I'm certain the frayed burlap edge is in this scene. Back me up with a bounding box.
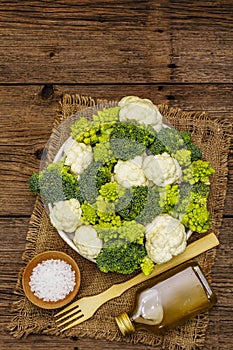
[8,94,232,349]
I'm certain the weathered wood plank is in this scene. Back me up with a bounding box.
[0,1,232,83]
[0,217,232,349]
[0,0,170,84]
[0,84,232,216]
[170,0,233,83]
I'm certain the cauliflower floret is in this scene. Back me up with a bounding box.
[145,214,187,264]
[50,198,82,233]
[114,156,148,188]
[143,152,182,187]
[118,95,163,132]
[64,139,93,177]
[73,225,103,260]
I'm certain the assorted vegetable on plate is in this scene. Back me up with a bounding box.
[29,96,215,276]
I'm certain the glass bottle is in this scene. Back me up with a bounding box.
[115,261,217,336]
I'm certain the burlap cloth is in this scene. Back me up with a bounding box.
[8,94,232,349]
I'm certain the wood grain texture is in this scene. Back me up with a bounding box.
[0,1,232,349]
[0,0,170,84]
[169,0,233,83]
[0,0,232,83]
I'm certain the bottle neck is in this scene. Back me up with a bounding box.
[115,312,136,336]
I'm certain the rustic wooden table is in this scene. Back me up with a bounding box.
[0,1,232,349]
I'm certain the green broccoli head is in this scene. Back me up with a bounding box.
[147,137,166,155]
[116,186,148,221]
[29,162,80,204]
[157,127,185,154]
[29,172,40,194]
[109,121,156,160]
[96,242,147,274]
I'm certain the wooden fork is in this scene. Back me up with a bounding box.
[55,232,219,332]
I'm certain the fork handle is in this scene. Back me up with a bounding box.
[98,233,219,303]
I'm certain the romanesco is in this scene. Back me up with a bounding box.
[99,182,125,202]
[159,184,180,214]
[96,220,145,246]
[183,160,215,185]
[81,201,98,225]
[93,141,114,163]
[140,256,155,276]
[181,202,211,233]
[172,149,192,168]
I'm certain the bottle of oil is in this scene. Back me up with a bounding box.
[115,261,217,336]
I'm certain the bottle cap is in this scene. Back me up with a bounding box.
[115,312,136,336]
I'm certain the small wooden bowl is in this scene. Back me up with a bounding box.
[22,250,81,309]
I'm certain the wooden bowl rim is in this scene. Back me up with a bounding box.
[22,250,81,309]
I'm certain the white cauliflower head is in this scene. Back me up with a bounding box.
[118,95,163,132]
[114,156,148,188]
[64,139,93,177]
[73,225,103,260]
[50,198,82,233]
[145,214,187,264]
[143,152,182,187]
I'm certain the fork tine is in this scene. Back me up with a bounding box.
[55,299,80,317]
[60,314,86,332]
[55,306,81,323]
[56,309,83,328]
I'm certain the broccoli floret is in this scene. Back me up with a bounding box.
[96,163,114,189]
[110,121,155,146]
[186,143,202,162]
[192,182,210,198]
[116,186,148,221]
[173,183,193,216]
[147,137,166,155]
[136,187,162,225]
[29,172,40,194]
[180,130,192,144]
[140,256,155,276]
[110,138,146,160]
[78,162,113,204]
[30,162,80,204]
[109,121,155,160]
[96,242,147,274]
[78,162,101,204]
[157,128,185,154]
[179,130,202,161]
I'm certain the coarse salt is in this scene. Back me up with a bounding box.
[29,259,76,302]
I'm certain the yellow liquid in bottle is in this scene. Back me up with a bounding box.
[116,262,217,335]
